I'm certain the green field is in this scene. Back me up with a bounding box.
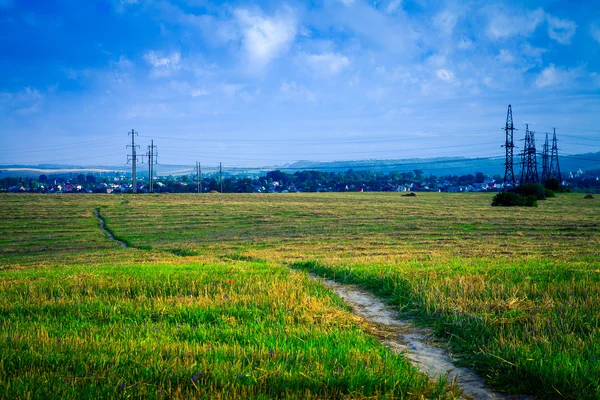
[1,193,599,399]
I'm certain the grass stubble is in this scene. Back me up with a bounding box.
[0,192,598,399]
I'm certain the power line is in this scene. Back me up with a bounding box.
[520,124,539,185]
[127,129,142,194]
[502,105,516,190]
[0,136,124,155]
[137,128,500,145]
[548,128,562,182]
[541,132,550,182]
[146,140,158,193]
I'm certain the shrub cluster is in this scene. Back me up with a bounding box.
[492,183,553,207]
[491,192,538,207]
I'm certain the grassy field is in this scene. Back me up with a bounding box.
[1,192,599,399]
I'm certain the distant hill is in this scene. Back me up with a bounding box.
[1,152,599,178]
[285,152,600,177]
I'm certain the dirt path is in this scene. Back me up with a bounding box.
[314,276,533,400]
[94,208,127,248]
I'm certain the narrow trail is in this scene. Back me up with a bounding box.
[94,209,128,248]
[313,276,533,400]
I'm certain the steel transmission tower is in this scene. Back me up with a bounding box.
[502,105,516,190]
[146,140,158,193]
[127,129,142,193]
[540,133,550,183]
[520,124,539,185]
[548,128,562,183]
[219,162,223,193]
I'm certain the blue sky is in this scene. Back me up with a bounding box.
[1,0,599,167]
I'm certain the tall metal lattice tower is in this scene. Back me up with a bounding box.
[127,129,142,193]
[520,124,539,185]
[502,105,516,190]
[146,140,158,193]
[540,133,550,183]
[548,128,562,183]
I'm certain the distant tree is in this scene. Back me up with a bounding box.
[86,175,96,184]
[475,172,486,183]
[413,169,424,180]
[39,174,48,183]
[544,177,561,191]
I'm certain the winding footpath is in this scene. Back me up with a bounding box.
[314,277,533,400]
[94,208,128,248]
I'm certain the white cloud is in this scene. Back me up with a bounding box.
[338,0,355,7]
[115,0,140,14]
[427,54,446,67]
[433,10,458,36]
[496,49,514,63]
[386,0,402,14]
[280,81,316,103]
[191,88,209,97]
[546,15,577,44]
[222,83,244,97]
[457,37,474,49]
[522,43,546,59]
[487,7,545,40]
[0,87,44,116]
[535,64,580,88]
[234,8,297,68]
[304,52,350,75]
[592,23,600,43]
[143,51,181,78]
[436,69,454,81]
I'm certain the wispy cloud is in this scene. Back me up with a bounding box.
[385,0,402,14]
[546,15,577,44]
[0,87,45,116]
[535,64,581,88]
[486,7,545,40]
[590,23,600,44]
[338,0,355,7]
[143,50,181,77]
[234,7,297,69]
[280,81,316,103]
[304,52,350,75]
[435,69,454,82]
[433,10,459,36]
[496,49,514,63]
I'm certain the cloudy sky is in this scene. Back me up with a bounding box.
[1,0,599,167]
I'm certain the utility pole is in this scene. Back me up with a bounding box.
[520,124,539,185]
[199,162,202,194]
[540,133,550,183]
[549,128,562,184]
[146,140,157,193]
[127,129,141,193]
[502,105,516,190]
[219,162,223,193]
[196,161,201,194]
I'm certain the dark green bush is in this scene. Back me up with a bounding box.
[544,188,556,198]
[516,194,538,207]
[514,183,546,200]
[544,177,561,191]
[492,192,538,207]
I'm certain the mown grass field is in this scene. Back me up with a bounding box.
[0,192,599,399]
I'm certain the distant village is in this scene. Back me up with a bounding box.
[2,167,599,194]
